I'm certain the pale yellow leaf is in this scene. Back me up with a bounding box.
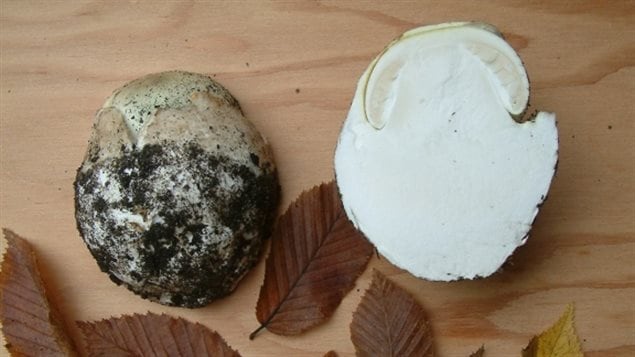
[522,304,583,357]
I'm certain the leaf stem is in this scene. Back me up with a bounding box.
[249,324,266,340]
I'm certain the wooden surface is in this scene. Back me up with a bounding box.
[1,1,634,356]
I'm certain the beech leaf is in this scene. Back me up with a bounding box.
[0,228,78,356]
[77,312,240,356]
[521,304,583,357]
[251,181,374,338]
[350,270,433,357]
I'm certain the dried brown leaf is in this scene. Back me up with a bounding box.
[351,270,433,357]
[0,228,78,356]
[521,304,583,357]
[252,181,374,338]
[77,312,240,357]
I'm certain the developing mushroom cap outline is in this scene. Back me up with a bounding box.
[335,23,558,281]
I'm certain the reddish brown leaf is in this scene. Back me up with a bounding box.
[351,270,433,357]
[77,312,240,356]
[0,228,78,356]
[251,181,374,338]
[324,351,338,357]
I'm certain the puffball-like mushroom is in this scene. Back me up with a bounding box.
[335,23,558,281]
[75,71,279,307]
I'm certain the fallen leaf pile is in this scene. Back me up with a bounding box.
[0,187,586,356]
[252,181,374,338]
[77,313,240,356]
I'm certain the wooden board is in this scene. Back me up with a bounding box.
[1,1,633,355]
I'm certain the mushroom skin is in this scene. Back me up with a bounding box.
[75,71,279,307]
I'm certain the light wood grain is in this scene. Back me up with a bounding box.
[1,1,633,356]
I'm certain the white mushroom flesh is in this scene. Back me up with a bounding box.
[335,23,558,281]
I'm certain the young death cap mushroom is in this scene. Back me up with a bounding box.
[75,71,279,307]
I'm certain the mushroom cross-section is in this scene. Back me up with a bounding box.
[335,23,558,281]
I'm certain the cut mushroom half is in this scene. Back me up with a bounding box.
[335,22,558,281]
